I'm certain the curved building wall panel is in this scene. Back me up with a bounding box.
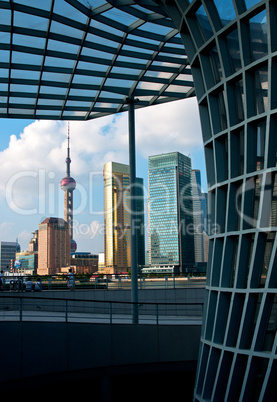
[160,0,277,401]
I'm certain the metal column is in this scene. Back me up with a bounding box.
[127,96,138,324]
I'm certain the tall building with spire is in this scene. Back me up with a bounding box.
[60,123,77,252]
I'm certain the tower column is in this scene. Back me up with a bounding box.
[127,96,138,324]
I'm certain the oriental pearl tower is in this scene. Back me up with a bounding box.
[60,123,77,252]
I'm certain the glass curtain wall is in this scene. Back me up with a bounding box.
[160,0,277,400]
[148,152,194,270]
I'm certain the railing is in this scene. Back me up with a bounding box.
[0,295,204,325]
[0,275,206,292]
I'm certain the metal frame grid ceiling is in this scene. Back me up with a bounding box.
[0,0,195,120]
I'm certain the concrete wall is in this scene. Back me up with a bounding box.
[0,288,204,394]
[0,321,201,386]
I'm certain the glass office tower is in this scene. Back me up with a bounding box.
[0,241,20,273]
[104,162,145,274]
[148,152,194,271]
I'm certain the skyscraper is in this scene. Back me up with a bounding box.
[103,162,145,274]
[37,217,71,276]
[29,230,38,253]
[148,152,194,271]
[191,169,204,262]
[0,241,20,273]
[136,177,145,267]
[60,124,77,252]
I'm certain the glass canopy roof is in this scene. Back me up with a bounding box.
[0,0,194,120]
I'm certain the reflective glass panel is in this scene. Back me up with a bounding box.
[249,9,267,61]
[255,65,268,114]
[196,5,213,40]
[226,29,242,73]
[213,0,236,25]
[210,45,223,83]
[245,0,262,10]
[0,9,11,25]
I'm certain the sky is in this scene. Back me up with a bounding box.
[0,96,206,254]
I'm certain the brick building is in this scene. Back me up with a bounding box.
[38,217,71,276]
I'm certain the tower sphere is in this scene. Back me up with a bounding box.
[71,238,77,252]
[60,176,76,191]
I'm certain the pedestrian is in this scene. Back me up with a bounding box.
[0,270,3,291]
[34,277,42,292]
[67,269,74,291]
[25,277,33,292]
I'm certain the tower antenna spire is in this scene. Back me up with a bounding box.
[66,122,71,177]
[60,122,77,252]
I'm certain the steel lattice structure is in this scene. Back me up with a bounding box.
[1,0,277,401]
[0,0,194,120]
[159,0,277,401]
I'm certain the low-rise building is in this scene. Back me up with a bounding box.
[70,252,98,274]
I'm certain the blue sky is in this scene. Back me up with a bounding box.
[0,97,206,254]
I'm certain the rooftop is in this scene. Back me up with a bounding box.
[39,217,67,225]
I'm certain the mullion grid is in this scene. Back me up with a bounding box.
[161,1,277,400]
[203,291,274,401]
[181,0,277,401]
[7,0,15,118]
[33,0,55,119]
[0,0,193,119]
[58,13,92,119]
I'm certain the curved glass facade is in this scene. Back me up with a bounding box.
[157,0,277,400]
[0,0,277,400]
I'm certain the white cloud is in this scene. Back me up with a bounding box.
[0,222,15,239]
[136,97,202,158]
[17,229,32,246]
[0,97,203,251]
[0,120,65,194]
[0,98,202,195]
[69,98,203,170]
